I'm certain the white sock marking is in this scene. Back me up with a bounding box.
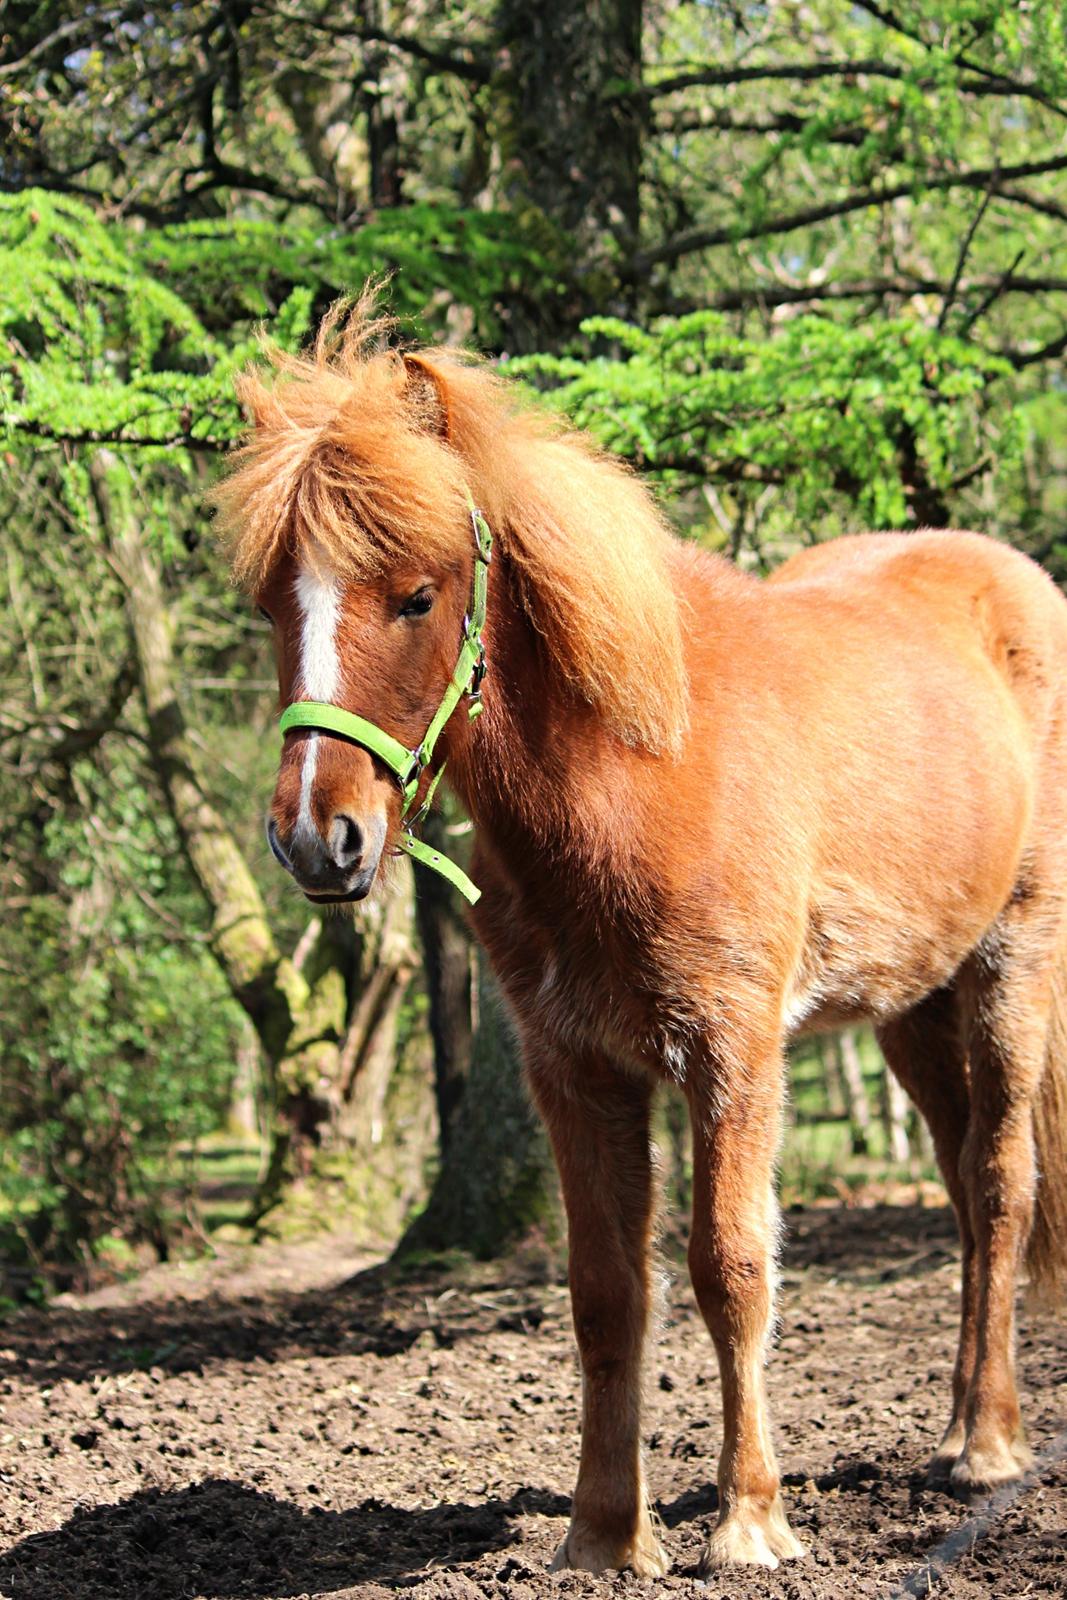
[294,563,342,837]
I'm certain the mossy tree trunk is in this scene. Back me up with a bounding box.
[91,453,405,1215]
[399,954,558,1259]
[412,806,474,1150]
[495,0,645,288]
[836,1028,873,1158]
[338,866,418,1148]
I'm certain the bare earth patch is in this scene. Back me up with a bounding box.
[1,1205,1064,1599]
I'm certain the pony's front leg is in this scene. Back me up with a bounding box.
[528,1048,669,1578]
[686,1038,806,1572]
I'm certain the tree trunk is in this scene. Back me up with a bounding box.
[412,806,474,1149]
[337,856,418,1146]
[817,1035,847,1120]
[496,0,643,252]
[346,977,408,1148]
[91,454,349,1211]
[399,956,557,1259]
[493,0,645,344]
[883,1060,913,1165]
[661,1086,691,1215]
[899,423,951,528]
[836,1029,873,1157]
[229,1017,263,1143]
[359,0,403,209]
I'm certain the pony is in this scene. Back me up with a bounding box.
[216,296,1067,1576]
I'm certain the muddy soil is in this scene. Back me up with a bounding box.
[1,1204,1064,1600]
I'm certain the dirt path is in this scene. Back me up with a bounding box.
[1,1205,1064,1599]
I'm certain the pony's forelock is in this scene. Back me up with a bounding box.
[215,293,688,756]
[213,287,469,589]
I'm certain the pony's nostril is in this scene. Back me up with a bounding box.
[267,816,294,872]
[329,812,363,869]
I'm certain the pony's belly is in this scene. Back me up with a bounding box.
[784,984,933,1038]
[782,878,1011,1039]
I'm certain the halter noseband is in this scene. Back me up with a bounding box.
[277,492,492,905]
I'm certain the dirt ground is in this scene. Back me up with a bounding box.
[1,1203,1065,1600]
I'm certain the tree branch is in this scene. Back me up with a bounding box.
[654,108,868,145]
[641,57,911,97]
[1004,325,1067,369]
[5,417,229,451]
[629,153,1067,276]
[0,3,150,80]
[638,56,1064,115]
[669,273,1067,314]
[628,453,785,484]
[851,0,1048,110]
[956,250,1027,337]
[19,659,139,771]
[936,185,996,332]
[176,158,327,210]
[260,2,492,83]
[994,183,1067,226]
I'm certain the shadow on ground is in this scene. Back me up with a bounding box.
[0,1478,571,1600]
[782,1201,957,1278]
[0,1205,959,1394]
[0,1258,556,1391]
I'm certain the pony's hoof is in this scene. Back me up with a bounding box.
[926,1451,957,1485]
[550,1519,670,1578]
[927,1421,967,1483]
[949,1433,1033,1496]
[700,1495,807,1572]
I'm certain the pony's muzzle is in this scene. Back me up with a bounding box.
[267,811,385,902]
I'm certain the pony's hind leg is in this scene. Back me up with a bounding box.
[685,1032,806,1571]
[950,915,1058,1493]
[876,986,977,1479]
[528,1047,669,1578]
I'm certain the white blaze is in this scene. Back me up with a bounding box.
[294,562,342,836]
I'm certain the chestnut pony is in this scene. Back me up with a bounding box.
[218,303,1067,1576]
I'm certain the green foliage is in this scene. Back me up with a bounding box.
[134,205,564,344]
[0,189,564,466]
[0,747,240,1288]
[0,189,247,461]
[518,311,1021,533]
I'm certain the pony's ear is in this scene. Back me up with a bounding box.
[401,354,451,439]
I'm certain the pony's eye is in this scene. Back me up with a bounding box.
[257,606,273,625]
[399,588,434,619]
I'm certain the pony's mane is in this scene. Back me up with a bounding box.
[215,291,688,755]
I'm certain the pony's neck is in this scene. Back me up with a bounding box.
[443,547,625,862]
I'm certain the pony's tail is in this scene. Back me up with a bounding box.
[1027,936,1067,1304]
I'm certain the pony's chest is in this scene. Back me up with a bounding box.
[524,924,698,1078]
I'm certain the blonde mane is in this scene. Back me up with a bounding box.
[215,293,688,755]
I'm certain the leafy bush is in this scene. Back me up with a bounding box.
[0,748,241,1292]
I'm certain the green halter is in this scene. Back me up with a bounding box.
[278,492,492,905]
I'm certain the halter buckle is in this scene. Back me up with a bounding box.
[470,644,488,696]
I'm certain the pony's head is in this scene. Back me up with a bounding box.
[216,293,688,904]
